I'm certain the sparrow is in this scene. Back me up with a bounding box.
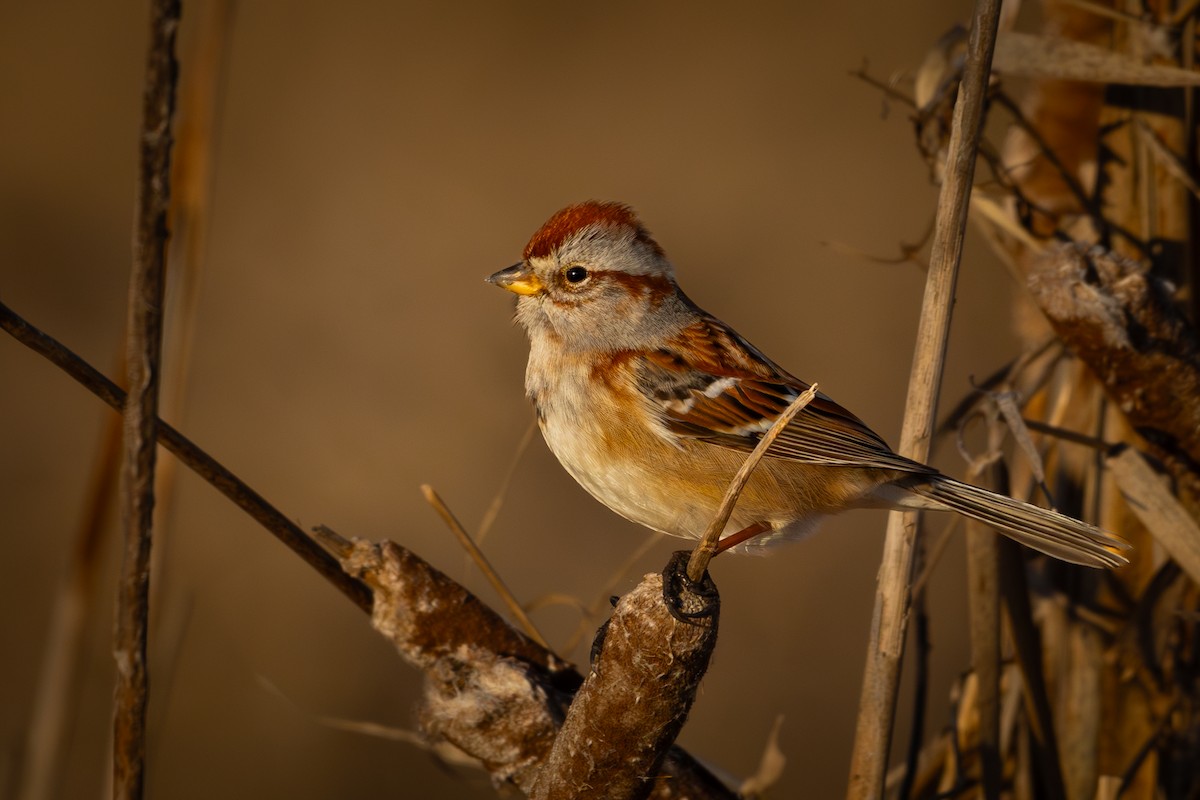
[488,201,1129,568]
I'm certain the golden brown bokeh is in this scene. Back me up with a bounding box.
[0,1,1023,797]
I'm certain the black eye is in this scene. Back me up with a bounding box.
[564,266,589,283]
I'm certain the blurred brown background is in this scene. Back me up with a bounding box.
[0,1,1022,797]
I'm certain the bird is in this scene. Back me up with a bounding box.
[487,201,1129,568]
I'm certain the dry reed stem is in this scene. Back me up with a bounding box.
[846,0,1002,796]
[19,12,231,796]
[111,2,180,797]
[19,12,232,794]
[421,484,550,649]
[0,301,373,612]
[685,384,818,583]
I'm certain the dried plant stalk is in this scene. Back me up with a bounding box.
[18,9,232,796]
[314,530,734,799]
[532,552,719,800]
[111,2,180,797]
[847,0,1003,795]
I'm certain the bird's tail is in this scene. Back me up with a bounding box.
[907,476,1130,568]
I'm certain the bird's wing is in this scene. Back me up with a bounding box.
[636,315,935,474]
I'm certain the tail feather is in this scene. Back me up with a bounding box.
[910,477,1130,568]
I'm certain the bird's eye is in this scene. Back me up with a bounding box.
[564,266,589,284]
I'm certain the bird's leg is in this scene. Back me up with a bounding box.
[713,521,772,554]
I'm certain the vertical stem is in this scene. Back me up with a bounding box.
[967,524,1002,798]
[112,2,180,798]
[845,0,1002,796]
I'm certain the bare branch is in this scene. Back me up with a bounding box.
[0,301,373,612]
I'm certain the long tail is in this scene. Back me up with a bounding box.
[908,476,1131,568]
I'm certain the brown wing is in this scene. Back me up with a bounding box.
[638,314,935,475]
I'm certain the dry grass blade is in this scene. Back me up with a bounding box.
[739,715,788,797]
[970,190,1047,253]
[421,484,550,650]
[685,384,818,582]
[993,392,1048,487]
[559,533,663,655]
[255,675,482,768]
[474,418,536,547]
[993,32,1200,86]
[1107,447,1200,585]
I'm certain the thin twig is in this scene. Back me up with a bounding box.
[0,300,373,612]
[849,64,918,109]
[559,533,664,655]
[112,2,180,797]
[420,484,550,649]
[1021,417,1112,452]
[475,418,536,547]
[847,0,1003,796]
[685,385,818,583]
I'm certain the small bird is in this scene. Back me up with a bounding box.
[488,201,1129,568]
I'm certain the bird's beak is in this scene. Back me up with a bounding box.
[487,262,543,296]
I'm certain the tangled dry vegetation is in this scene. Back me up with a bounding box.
[868,1,1200,797]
